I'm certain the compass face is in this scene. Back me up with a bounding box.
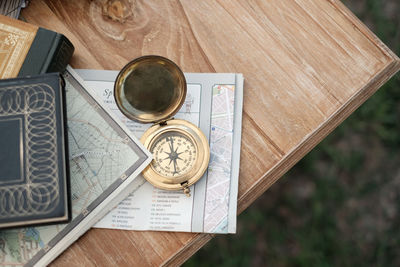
[140,119,210,191]
[150,131,197,178]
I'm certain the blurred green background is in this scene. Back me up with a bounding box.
[185,0,400,266]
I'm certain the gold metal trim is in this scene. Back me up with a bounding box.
[114,55,187,123]
[114,56,210,194]
[140,119,210,191]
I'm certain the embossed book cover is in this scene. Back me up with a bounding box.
[0,73,70,229]
[0,67,152,266]
[0,14,74,79]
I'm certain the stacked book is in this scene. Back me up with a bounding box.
[0,14,243,266]
[0,15,74,228]
[0,15,152,266]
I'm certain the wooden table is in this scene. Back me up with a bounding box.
[22,0,399,266]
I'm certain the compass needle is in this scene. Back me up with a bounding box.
[172,159,178,175]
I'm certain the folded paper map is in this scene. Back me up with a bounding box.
[77,70,243,234]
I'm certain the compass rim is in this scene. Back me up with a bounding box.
[140,119,210,191]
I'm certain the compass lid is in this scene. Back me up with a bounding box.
[114,55,187,123]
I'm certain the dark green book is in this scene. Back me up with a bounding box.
[0,14,74,79]
[0,73,71,229]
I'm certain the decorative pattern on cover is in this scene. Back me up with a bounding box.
[0,15,37,78]
[0,67,152,266]
[0,14,74,79]
[0,73,70,229]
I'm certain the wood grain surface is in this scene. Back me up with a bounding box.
[21,0,400,266]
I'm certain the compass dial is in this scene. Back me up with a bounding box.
[150,131,197,178]
[140,119,210,192]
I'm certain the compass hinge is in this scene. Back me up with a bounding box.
[181,181,191,197]
[158,117,174,126]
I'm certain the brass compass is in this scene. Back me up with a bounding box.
[114,55,210,196]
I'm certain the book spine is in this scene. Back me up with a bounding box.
[41,34,74,74]
[17,29,74,77]
[59,73,72,223]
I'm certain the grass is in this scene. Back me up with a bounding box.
[185,0,400,266]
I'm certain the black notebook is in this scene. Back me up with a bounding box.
[0,73,70,229]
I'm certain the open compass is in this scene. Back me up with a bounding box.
[114,55,210,196]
